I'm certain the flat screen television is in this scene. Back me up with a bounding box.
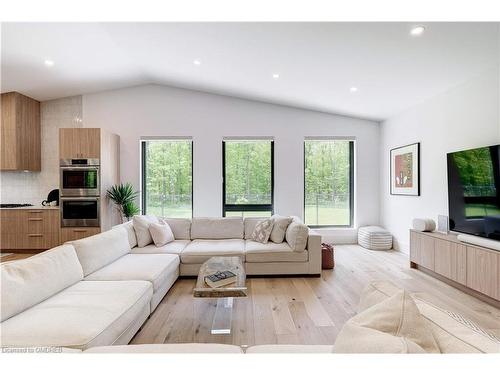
[447,144,500,240]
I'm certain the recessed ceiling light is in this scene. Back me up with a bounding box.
[350,87,358,93]
[44,59,55,67]
[410,26,425,36]
[193,59,201,66]
[272,73,280,79]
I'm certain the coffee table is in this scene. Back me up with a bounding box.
[193,256,247,334]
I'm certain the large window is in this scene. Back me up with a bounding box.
[304,139,354,227]
[141,138,193,218]
[223,139,274,217]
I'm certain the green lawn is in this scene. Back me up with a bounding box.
[465,204,500,218]
[146,205,192,218]
[304,205,349,226]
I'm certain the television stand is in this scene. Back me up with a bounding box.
[410,230,499,307]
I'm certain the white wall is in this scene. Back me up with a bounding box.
[0,96,83,204]
[380,66,500,252]
[83,84,380,241]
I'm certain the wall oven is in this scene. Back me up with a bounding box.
[60,159,100,197]
[61,197,100,227]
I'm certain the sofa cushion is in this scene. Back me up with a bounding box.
[0,280,152,350]
[113,221,138,248]
[84,254,179,292]
[133,215,159,247]
[251,218,275,243]
[270,215,293,243]
[285,222,309,252]
[149,220,175,247]
[159,217,192,240]
[181,239,245,264]
[245,240,308,263]
[85,343,243,353]
[130,240,190,255]
[1,244,83,322]
[244,217,267,239]
[334,291,440,353]
[191,217,243,239]
[71,227,130,276]
[246,345,334,353]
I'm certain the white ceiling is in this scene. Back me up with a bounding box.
[1,22,499,121]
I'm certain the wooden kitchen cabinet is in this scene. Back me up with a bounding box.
[1,92,41,171]
[60,227,100,242]
[0,208,60,250]
[59,128,100,159]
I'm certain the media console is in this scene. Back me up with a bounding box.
[409,229,500,307]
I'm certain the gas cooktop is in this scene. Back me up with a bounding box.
[0,203,34,208]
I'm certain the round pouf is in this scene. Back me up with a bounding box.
[358,226,393,250]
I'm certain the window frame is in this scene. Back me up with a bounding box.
[222,139,275,217]
[303,138,355,228]
[140,138,194,217]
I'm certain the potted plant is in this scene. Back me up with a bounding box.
[107,183,140,223]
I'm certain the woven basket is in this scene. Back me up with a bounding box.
[321,243,335,269]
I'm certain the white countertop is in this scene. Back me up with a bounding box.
[0,205,60,210]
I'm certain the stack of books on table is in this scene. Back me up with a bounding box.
[204,270,237,288]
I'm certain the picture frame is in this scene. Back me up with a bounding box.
[390,142,420,196]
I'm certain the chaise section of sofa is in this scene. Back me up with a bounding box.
[0,244,153,350]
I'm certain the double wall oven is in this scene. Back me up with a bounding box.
[60,159,100,227]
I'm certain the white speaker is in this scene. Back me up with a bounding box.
[437,215,449,233]
[412,218,436,232]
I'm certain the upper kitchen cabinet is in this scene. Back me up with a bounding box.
[59,128,100,159]
[1,92,41,171]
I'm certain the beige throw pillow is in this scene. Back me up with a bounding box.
[285,222,309,252]
[270,215,293,243]
[251,218,275,243]
[149,220,175,247]
[334,291,440,353]
[132,215,159,247]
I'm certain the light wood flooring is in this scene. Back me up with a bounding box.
[131,245,500,346]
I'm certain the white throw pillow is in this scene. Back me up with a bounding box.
[251,218,275,244]
[132,215,159,247]
[269,215,293,243]
[149,220,175,247]
[285,222,309,252]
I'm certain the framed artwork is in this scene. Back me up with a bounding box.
[390,142,420,196]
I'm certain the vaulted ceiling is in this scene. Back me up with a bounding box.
[1,22,498,120]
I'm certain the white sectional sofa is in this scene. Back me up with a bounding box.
[122,216,322,276]
[0,215,320,350]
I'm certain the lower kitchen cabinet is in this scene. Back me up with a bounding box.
[60,227,101,242]
[0,208,60,250]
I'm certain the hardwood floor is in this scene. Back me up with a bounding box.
[131,245,500,345]
[0,252,32,262]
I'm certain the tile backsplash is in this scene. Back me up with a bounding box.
[0,95,83,204]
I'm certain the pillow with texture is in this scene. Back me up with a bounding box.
[285,222,309,252]
[133,215,159,247]
[334,291,440,353]
[149,220,175,247]
[269,215,293,243]
[251,218,275,244]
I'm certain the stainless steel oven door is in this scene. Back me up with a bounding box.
[60,166,100,196]
[61,197,100,227]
